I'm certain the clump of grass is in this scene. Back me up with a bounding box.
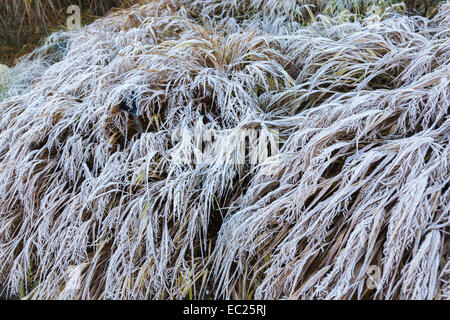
[0,0,448,300]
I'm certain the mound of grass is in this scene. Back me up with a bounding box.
[0,0,448,300]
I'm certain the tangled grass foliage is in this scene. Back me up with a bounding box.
[0,0,448,299]
[0,0,132,47]
[0,0,137,67]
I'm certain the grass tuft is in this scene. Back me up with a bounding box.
[0,0,448,300]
